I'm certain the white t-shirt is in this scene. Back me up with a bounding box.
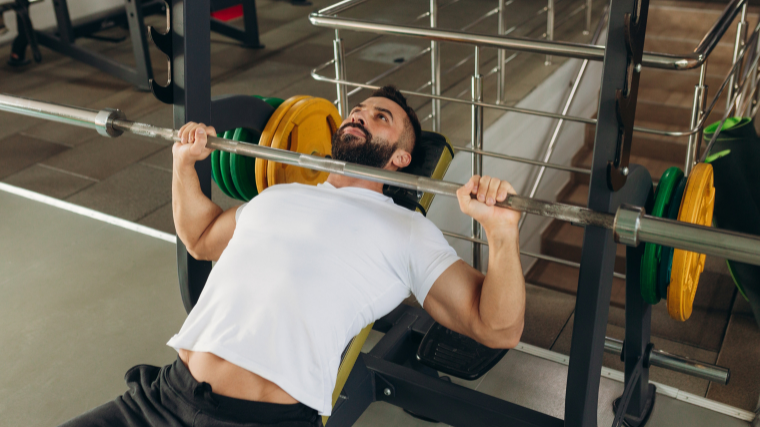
[166,182,460,415]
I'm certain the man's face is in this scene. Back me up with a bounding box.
[331,97,410,169]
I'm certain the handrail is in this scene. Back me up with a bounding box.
[693,0,746,62]
[310,0,748,71]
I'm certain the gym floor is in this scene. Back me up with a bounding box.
[0,0,758,426]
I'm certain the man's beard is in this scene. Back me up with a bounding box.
[331,123,398,169]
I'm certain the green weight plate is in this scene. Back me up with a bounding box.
[254,95,285,110]
[212,130,236,199]
[657,175,688,301]
[641,167,684,304]
[230,128,260,201]
[220,150,244,201]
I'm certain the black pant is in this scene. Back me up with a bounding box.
[59,357,321,427]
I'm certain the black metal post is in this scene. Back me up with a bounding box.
[124,0,153,90]
[52,0,74,44]
[173,0,212,313]
[564,0,652,425]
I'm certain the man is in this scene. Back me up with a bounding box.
[61,86,525,427]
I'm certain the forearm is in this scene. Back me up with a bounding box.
[172,160,223,255]
[478,227,525,339]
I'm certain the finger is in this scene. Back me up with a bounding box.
[457,177,477,212]
[207,126,217,137]
[178,122,195,139]
[194,128,207,149]
[496,180,510,202]
[485,177,500,206]
[470,175,480,195]
[181,125,191,145]
[188,124,197,145]
[477,175,491,202]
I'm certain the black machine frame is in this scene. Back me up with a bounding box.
[169,0,660,426]
[20,0,263,90]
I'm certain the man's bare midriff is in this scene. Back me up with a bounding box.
[178,349,298,404]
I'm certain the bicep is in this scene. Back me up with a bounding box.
[422,260,488,341]
[194,206,239,261]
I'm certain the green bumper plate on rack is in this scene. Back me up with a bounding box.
[211,96,285,202]
[657,175,688,301]
[641,166,684,304]
[220,149,243,200]
[230,128,260,201]
[254,95,285,111]
[212,129,237,199]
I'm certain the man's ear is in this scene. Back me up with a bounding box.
[389,149,412,170]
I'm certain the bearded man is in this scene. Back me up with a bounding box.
[60,86,526,427]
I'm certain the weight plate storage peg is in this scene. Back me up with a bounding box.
[267,97,341,188]
[641,167,684,304]
[668,163,716,321]
[256,95,312,194]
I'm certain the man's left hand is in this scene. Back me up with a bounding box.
[456,175,521,235]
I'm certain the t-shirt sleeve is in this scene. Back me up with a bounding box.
[408,214,461,306]
[235,203,248,222]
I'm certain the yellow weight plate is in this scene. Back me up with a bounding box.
[255,95,312,194]
[266,97,341,188]
[667,163,716,321]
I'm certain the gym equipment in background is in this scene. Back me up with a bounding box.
[704,117,760,328]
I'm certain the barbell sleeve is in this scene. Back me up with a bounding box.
[1,93,759,267]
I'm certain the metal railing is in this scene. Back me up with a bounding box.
[309,0,757,273]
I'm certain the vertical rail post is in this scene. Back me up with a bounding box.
[471,46,484,271]
[496,0,507,104]
[545,0,554,65]
[727,3,747,111]
[584,0,592,35]
[430,0,441,131]
[685,62,708,177]
[334,30,349,118]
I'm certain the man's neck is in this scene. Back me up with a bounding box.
[326,174,385,193]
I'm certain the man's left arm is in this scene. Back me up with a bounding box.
[423,175,525,349]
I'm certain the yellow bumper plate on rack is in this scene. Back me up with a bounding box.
[267,97,341,188]
[255,95,312,194]
[668,162,716,321]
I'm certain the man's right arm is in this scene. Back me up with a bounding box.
[173,122,238,261]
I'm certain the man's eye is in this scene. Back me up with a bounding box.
[379,115,387,122]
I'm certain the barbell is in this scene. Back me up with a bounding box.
[1,93,759,268]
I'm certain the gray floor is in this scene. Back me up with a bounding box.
[0,187,748,426]
[0,190,186,426]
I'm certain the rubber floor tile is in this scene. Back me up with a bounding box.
[66,163,172,222]
[41,134,165,181]
[0,134,69,180]
[3,164,96,199]
[137,203,175,235]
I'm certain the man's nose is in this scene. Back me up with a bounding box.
[351,114,365,127]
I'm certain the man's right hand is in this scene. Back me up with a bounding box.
[173,122,217,166]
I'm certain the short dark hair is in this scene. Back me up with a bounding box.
[370,85,421,153]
